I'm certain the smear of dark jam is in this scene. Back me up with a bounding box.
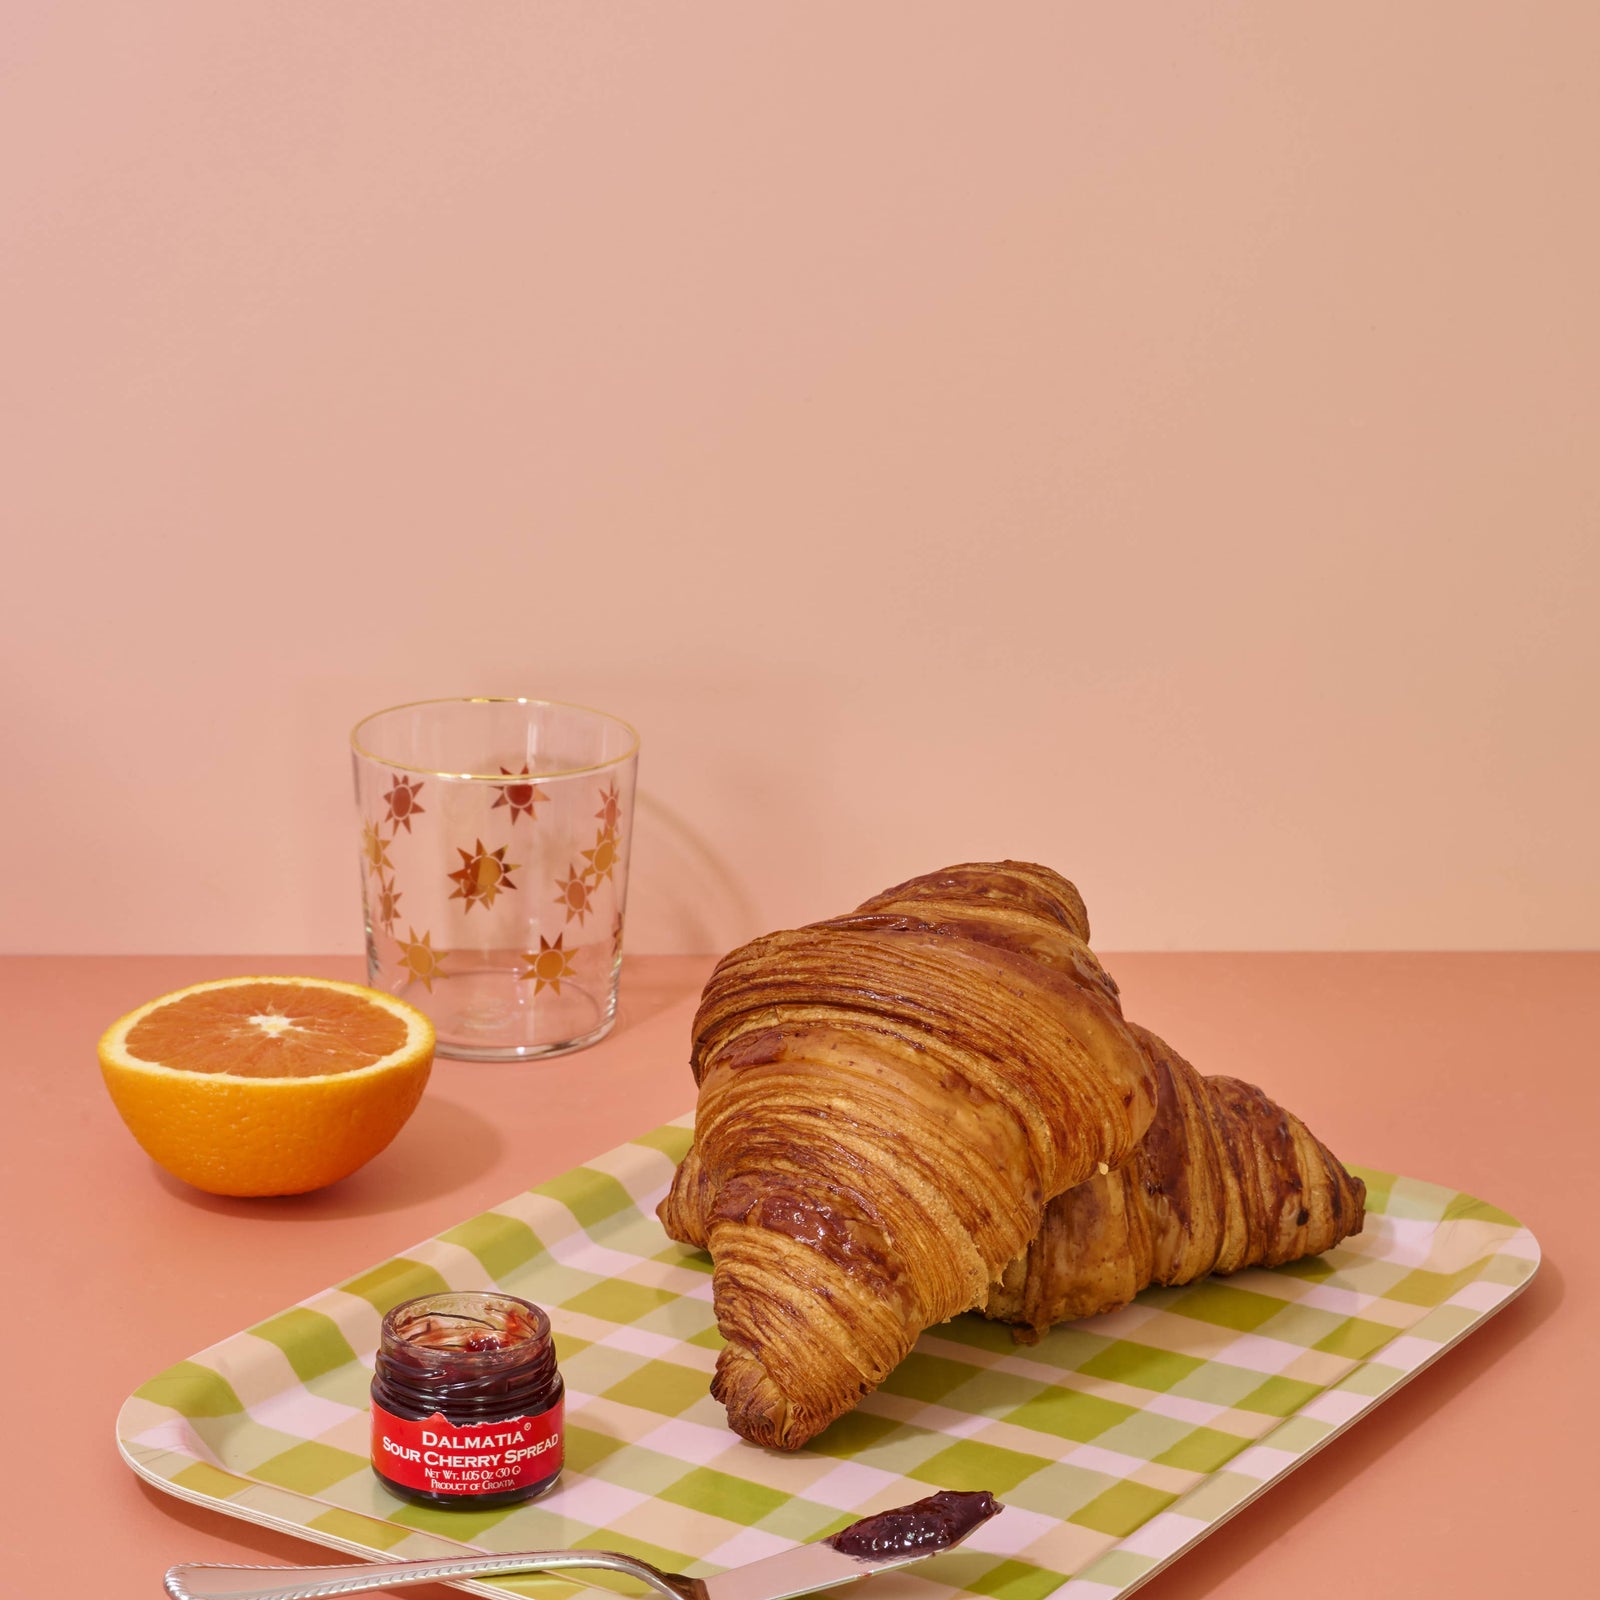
[828,1490,1003,1558]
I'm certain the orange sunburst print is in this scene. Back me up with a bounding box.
[554,864,594,926]
[374,874,403,935]
[361,819,393,877]
[493,765,548,824]
[595,780,623,833]
[582,827,621,885]
[448,838,521,911]
[383,773,426,834]
[520,933,576,994]
[396,928,448,992]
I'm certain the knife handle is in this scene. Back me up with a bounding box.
[165,1549,696,1600]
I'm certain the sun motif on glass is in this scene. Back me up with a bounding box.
[448,838,521,911]
[396,928,448,992]
[492,764,548,824]
[520,933,576,994]
[383,774,426,834]
[582,827,620,884]
[554,864,594,925]
[374,875,403,935]
[361,819,393,877]
[595,780,623,833]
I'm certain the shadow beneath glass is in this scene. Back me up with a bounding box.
[627,788,762,954]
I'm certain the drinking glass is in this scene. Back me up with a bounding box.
[350,698,639,1061]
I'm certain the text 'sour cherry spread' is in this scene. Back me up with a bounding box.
[371,1291,563,1508]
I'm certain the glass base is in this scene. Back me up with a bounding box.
[431,1010,618,1063]
[373,957,620,1063]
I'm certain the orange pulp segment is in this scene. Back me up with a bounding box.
[124,981,410,1078]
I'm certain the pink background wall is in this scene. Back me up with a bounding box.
[5,3,1596,956]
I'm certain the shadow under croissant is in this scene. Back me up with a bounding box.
[660,1240,1561,1484]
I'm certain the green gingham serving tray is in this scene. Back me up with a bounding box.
[118,1117,1539,1600]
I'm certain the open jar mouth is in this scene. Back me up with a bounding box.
[376,1291,561,1420]
[382,1291,552,1366]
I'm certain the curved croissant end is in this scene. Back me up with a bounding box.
[985,1025,1366,1335]
[658,1140,712,1250]
[661,862,1158,1450]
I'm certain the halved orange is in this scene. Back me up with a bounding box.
[98,976,435,1197]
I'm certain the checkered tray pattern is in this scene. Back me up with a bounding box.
[118,1118,1539,1600]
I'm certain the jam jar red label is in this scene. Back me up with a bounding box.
[371,1290,565,1508]
[372,1396,564,1496]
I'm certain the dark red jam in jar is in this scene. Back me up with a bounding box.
[371,1290,563,1509]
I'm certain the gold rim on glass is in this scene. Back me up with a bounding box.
[349,696,641,782]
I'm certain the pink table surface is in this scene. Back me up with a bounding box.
[7,952,1593,1598]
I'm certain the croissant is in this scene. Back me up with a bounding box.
[661,862,1159,1450]
[985,1025,1366,1334]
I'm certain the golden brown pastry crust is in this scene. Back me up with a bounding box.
[663,862,1158,1450]
[985,1025,1367,1334]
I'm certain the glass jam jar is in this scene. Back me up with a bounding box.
[370,1290,564,1508]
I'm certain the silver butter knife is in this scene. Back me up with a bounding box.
[165,1488,1005,1600]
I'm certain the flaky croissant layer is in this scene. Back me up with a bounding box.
[665,862,1159,1449]
[985,1025,1366,1334]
